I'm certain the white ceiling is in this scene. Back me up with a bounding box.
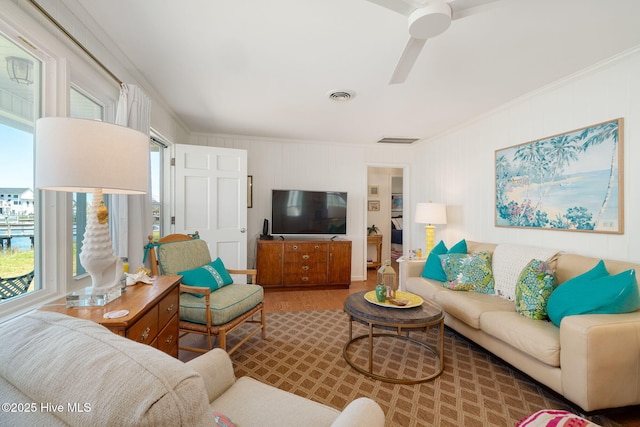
[73,0,640,145]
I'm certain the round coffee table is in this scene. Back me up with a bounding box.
[343,290,444,384]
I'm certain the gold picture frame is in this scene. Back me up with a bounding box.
[368,200,380,211]
[368,185,379,197]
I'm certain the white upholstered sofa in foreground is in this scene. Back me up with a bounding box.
[0,311,384,426]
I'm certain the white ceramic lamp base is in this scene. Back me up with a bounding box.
[69,189,123,307]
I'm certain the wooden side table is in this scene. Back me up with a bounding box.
[367,234,383,269]
[39,275,181,358]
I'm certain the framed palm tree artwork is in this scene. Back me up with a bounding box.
[495,118,623,234]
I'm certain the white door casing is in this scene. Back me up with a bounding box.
[173,144,248,271]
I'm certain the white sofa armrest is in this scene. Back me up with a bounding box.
[560,312,640,411]
[330,397,385,427]
[185,348,237,402]
[398,258,427,291]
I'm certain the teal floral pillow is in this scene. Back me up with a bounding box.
[440,251,494,293]
[515,259,557,320]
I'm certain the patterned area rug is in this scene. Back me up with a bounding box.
[219,309,621,427]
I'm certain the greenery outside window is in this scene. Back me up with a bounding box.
[0,31,41,302]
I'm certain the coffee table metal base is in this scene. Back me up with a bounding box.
[343,312,444,385]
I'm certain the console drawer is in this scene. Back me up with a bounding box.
[126,306,159,345]
[157,315,179,356]
[158,287,179,328]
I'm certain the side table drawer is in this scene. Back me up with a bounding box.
[157,315,179,357]
[158,287,179,328]
[127,306,159,345]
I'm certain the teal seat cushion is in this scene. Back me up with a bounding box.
[179,258,234,295]
[180,284,264,326]
[440,251,494,293]
[547,264,640,327]
[421,239,467,281]
[515,259,557,320]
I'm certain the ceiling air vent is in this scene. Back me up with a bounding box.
[328,90,354,101]
[377,137,420,144]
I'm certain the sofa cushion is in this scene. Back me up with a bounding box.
[492,244,559,301]
[179,257,234,295]
[515,259,557,320]
[0,311,214,426]
[421,239,467,281]
[433,290,515,329]
[180,284,264,325]
[481,311,560,367]
[211,376,340,427]
[547,268,640,327]
[440,251,494,293]
[404,276,445,301]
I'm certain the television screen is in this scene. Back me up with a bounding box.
[272,190,347,235]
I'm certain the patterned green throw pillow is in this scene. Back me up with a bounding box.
[515,259,557,320]
[440,251,494,293]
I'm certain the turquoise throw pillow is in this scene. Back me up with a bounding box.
[515,259,557,320]
[421,239,467,281]
[178,257,234,296]
[547,266,640,327]
[440,251,494,293]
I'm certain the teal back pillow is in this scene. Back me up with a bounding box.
[422,239,467,282]
[178,257,234,296]
[547,262,640,326]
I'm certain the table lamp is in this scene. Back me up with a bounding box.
[415,202,447,255]
[35,117,149,306]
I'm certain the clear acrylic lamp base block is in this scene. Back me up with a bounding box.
[66,286,122,307]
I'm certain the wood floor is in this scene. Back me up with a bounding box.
[262,263,386,313]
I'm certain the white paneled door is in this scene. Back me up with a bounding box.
[173,144,248,270]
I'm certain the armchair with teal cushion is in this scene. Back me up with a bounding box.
[147,233,265,355]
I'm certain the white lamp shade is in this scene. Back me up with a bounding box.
[415,202,447,225]
[35,117,148,194]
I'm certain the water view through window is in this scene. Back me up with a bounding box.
[0,31,40,301]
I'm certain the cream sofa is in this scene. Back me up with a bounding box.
[400,241,640,412]
[0,311,384,426]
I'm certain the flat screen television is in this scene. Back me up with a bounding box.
[272,189,347,235]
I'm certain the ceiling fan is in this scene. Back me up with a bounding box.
[367,0,499,84]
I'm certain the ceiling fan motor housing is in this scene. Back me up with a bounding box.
[409,1,452,39]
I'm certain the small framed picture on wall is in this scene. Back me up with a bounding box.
[368,185,379,197]
[368,200,380,211]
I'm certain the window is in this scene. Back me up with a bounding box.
[150,136,166,240]
[0,31,41,301]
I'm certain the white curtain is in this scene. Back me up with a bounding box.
[111,83,151,270]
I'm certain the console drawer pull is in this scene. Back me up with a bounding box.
[292,245,298,250]
[165,335,174,345]
[302,266,309,271]
[314,245,320,250]
[166,304,174,313]
[301,277,309,282]
[302,254,310,260]
[140,327,151,341]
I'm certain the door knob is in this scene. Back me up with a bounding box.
[240,228,246,233]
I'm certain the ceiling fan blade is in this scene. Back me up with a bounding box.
[365,0,419,16]
[389,37,427,84]
[449,0,500,20]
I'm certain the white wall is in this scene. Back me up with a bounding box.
[409,48,640,263]
[189,134,411,280]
